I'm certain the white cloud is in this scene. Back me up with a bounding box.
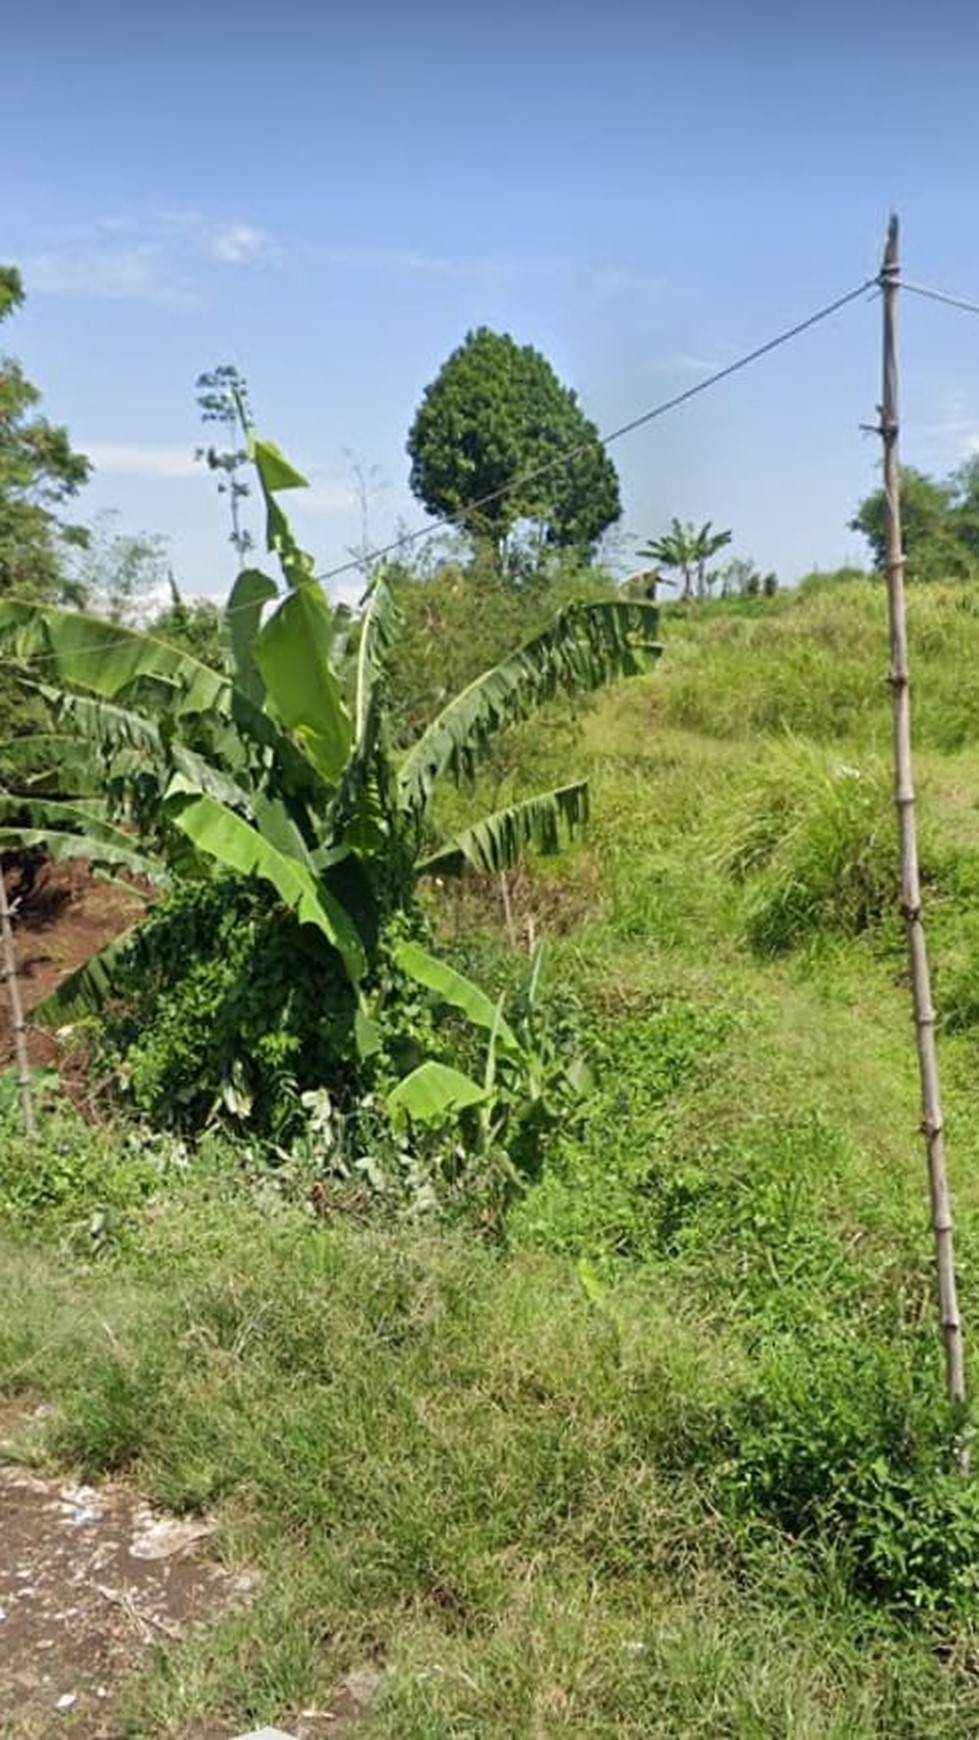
[22,210,276,305]
[314,244,540,282]
[653,350,736,374]
[205,222,272,265]
[23,245,198,307]
[583,265,664,297]
[86,443,200,479]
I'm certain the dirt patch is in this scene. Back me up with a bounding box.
[0,858,148,1082]
[0,1408,257,1739]
[0,1407,385,1739]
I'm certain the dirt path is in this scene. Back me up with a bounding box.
[0,1404,380,1738]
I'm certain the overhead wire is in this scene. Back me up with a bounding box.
[0,271,880,673]
[904,280,979,319]
[314,274,881,587]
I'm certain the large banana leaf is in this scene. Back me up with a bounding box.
[392,938,521,1054]
[251,436,308,495]
[33,926,141,1025]
[248,431,317,590]
[0,828,158,879]
[417,781,589,877]
[355,574,396,746]
[166,788,366,981]
[1,731,111,798]
[0,796,165,879]
[11,690,264,830]
[33,687,164,760]
[225,567,278,707]
[249,789,317,869]
[253,587,353,786]
[0,603,230,718]
[0,601,327,809]
[167,746,260,821]
[241,424,357,782]
[398,599,659,814]
[386,1060,488,1127]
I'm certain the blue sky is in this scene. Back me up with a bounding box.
[7,0,979,602]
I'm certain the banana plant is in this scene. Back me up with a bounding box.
[640,517,732,602]
[384,936,590,1196]
[0,421,660,1052]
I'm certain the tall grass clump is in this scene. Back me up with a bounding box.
[657,579,888,746]
[713,742,897,955]
[656,577,979,754]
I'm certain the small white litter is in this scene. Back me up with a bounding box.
[229,1730,299,1740]
[129,1510,217,1560]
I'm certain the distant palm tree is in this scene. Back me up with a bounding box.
[640,518,732,601]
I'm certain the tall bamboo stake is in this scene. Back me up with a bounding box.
[879,214,965,1406]
[0,863,35,1138]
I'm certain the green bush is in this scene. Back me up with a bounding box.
[90,879,589,1225]
[98,876,362,1138]
[0,1071,169,1247]
[710,1324,979,1619]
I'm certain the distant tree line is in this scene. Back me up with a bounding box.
[851,460,979,582]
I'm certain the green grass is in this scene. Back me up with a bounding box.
[6,573,979,1732]
[3,1216,978,1737]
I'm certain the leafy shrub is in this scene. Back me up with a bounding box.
[92,878,589,1226]
[0,1071,170,1247]
[99,876,362,1138]
[710,1324,979,1619]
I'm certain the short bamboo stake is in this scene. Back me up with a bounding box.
[879,214,965,1407]
[0,863,36,1138]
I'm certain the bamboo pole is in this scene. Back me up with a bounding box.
[0,863,36,1138]
[879,214,965,1406]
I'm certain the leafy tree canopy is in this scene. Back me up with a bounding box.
[406,327,621,562]
[0,267,90,599]
[850,463,979,582]
[65,509,171,622]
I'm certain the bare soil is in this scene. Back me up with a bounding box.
[0,1404,258,1739]
[0,1410,380,1740]
[0,858,147,1079]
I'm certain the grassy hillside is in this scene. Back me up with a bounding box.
[5,575,979,1735]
